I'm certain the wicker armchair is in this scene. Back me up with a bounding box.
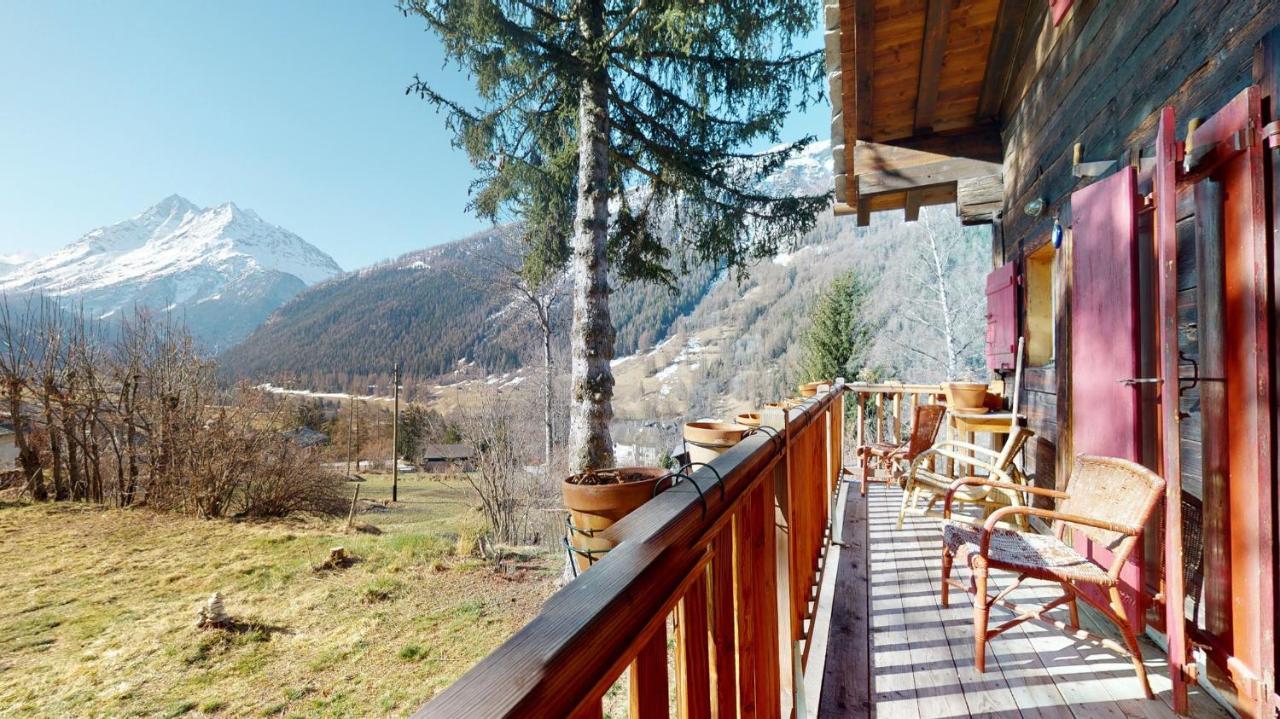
[854,403,946,497]
[939,455,1165,699]
[897,426,1033,530]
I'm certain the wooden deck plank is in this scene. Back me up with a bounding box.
[874,490,977,718]
[817,482,1232,719]
[817,480,871,718]
[865,486,923,717]
[894,499,1026,718]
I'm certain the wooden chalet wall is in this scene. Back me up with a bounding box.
[988,0,1278,499]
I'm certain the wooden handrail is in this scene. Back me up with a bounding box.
[414,381,848,719]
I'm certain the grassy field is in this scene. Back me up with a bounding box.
[0,473,559,718]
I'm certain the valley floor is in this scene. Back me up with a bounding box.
[0,475,558,718]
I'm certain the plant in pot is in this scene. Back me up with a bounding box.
[561,467,670,573]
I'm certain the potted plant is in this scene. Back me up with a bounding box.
[561,467,670,573]
[683,420,752,465]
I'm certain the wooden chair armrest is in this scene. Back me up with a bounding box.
[977,506,1142,555]
[919,447,1003,476]
[941,474,1013,517]
[931,440,1002,459]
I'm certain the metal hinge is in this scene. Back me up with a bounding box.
[1117,377,1162,386]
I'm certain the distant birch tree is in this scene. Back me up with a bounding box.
[402,0,830,472]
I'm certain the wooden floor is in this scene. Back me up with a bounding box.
[816,480,1230,719]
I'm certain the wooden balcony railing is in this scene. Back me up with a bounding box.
[844,382,945,448]
[413,380,848,719]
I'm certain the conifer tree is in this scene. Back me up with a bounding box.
[403,0,830,471]
[801,271,870,383]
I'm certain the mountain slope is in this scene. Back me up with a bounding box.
[1,196,342,349]
[221,141,836,387]
[0,253,33,278]
[219,230,721,385]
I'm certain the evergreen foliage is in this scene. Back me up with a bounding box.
[401,0,832,285]
[800,271,871,383]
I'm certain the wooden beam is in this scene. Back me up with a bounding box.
[856,200,870,227]
[956,174,1004,224]
[904,190,922,222]
[857,155,1002,195]
[854,0,874,139]
[976,0,1031,121]
[914,0,951,132]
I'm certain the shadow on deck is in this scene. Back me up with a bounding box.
[814,480,1229,719]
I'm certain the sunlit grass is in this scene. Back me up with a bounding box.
[0,475,557,717]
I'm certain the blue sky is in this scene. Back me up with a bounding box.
[0,2,829,270]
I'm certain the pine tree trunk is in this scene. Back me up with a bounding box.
[567,0,615,473]
[543,318,554,477]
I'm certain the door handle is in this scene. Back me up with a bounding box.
[1116,377,1163,386]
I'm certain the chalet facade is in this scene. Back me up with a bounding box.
[827,1,1280,716]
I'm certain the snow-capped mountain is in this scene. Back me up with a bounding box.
[0,253,34,278]
[1,195,342,349]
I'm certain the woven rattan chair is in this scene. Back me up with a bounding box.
[897,426,1032,530]
[939,455,1165,699]
[854,403,946,497]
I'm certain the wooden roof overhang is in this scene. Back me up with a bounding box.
[824,0,1035,225]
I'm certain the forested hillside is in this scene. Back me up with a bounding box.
[219,229,722,392]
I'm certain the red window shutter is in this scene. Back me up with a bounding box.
[985,263,1018,371]
[1049,0,1074,26]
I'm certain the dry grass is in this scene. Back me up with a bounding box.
[0,474,558,718]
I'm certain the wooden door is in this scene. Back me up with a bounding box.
[1070,165,1146,631]
[1184,85,1276,718]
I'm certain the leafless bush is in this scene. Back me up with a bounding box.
[0,297,345,518]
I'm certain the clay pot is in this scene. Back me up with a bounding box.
[561,466,670,573]
[944,381,989,410]
[683,421,752,465]
[734,412,761,428]
[798,380,828,397]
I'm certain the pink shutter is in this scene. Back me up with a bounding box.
[985,263,1018,371]
[1070,165,1144,630]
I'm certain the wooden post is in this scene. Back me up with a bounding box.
[392,362,401,503]
[631,628,669,718]
[874,393,884,444]
[676,571,712,719]
[855,393,865,450]
[1155,105,1188,714]
[892,392,902,442]
[709,529,738,719]
[346,484,361,531]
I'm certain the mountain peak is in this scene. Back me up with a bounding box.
[150,194,199,216]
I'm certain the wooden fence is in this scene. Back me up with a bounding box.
[414,381,848,719]
[845,382,944,448]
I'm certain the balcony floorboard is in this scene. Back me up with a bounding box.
[815,480,1229,719]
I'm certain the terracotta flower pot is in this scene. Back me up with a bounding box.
[561,466,670,573]
[683,421,752,465]
[734,412,761,428]
[944,381,989,410]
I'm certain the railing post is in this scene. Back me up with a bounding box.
[631,628,669,718]
[677,570,712,719]
[892,391,902,442]
[874,392,884,444]
[709,528,738,719]
[855,393,865,450]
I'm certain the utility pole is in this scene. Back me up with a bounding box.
[392,362,401,503]
[345,394,353,479]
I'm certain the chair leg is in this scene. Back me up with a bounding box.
[1108,587,1154,699]
[940,548,953,608]
[1061,584,1079,630]
[973,564,990,673]
[896,484,912,529]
